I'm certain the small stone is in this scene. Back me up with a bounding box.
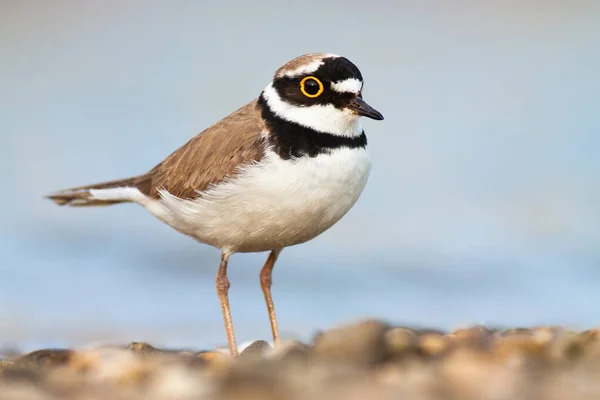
[238,340,272,360]
[385,327,418,355]
[450,325,493,348]
[12,349,73,369]
[311,319,390,366]
[546,330,588,364]
[127,342,160,356]
[268,340,310,365]
[418,333,452,357]
[491,334,548,366]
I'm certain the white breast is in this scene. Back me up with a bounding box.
[149,147,372,253]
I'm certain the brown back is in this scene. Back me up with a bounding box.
[139,99,267,199]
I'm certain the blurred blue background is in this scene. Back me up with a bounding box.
[1,1,599,351]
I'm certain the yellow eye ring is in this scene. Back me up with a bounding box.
[299,76,324,98]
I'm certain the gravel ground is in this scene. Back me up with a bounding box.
[1,319,600,399]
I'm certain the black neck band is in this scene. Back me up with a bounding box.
[257,94,367,160]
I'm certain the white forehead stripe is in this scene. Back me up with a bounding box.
[277,53,340,78]
[261,83,362,138]
[280,59,324,78]
[331,78,363,94]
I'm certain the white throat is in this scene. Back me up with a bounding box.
[261,83,363,138]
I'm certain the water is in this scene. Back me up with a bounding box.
[1,1,599,352]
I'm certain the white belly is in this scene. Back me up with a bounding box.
[146,147,371,253]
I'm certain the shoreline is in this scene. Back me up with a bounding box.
[1,318,599,399]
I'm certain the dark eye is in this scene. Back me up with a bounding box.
[300,76,324,98]
[304,79,320,94]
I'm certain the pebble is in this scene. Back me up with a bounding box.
[238,340,272,359]
[267,339,310,364]
[419,333,453,357]
[127,341,161,356]
[311,319,390,366]
[384,327,418,356]
[11,349,73,369]
[0,319,599,399]
[450,325,493,348]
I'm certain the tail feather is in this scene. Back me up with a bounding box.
[45,175,151,207]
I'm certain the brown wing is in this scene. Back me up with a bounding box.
[141,99,267,199]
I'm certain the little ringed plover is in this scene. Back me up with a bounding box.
[46,53,384,356]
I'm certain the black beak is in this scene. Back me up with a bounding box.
[346,97,384,120]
